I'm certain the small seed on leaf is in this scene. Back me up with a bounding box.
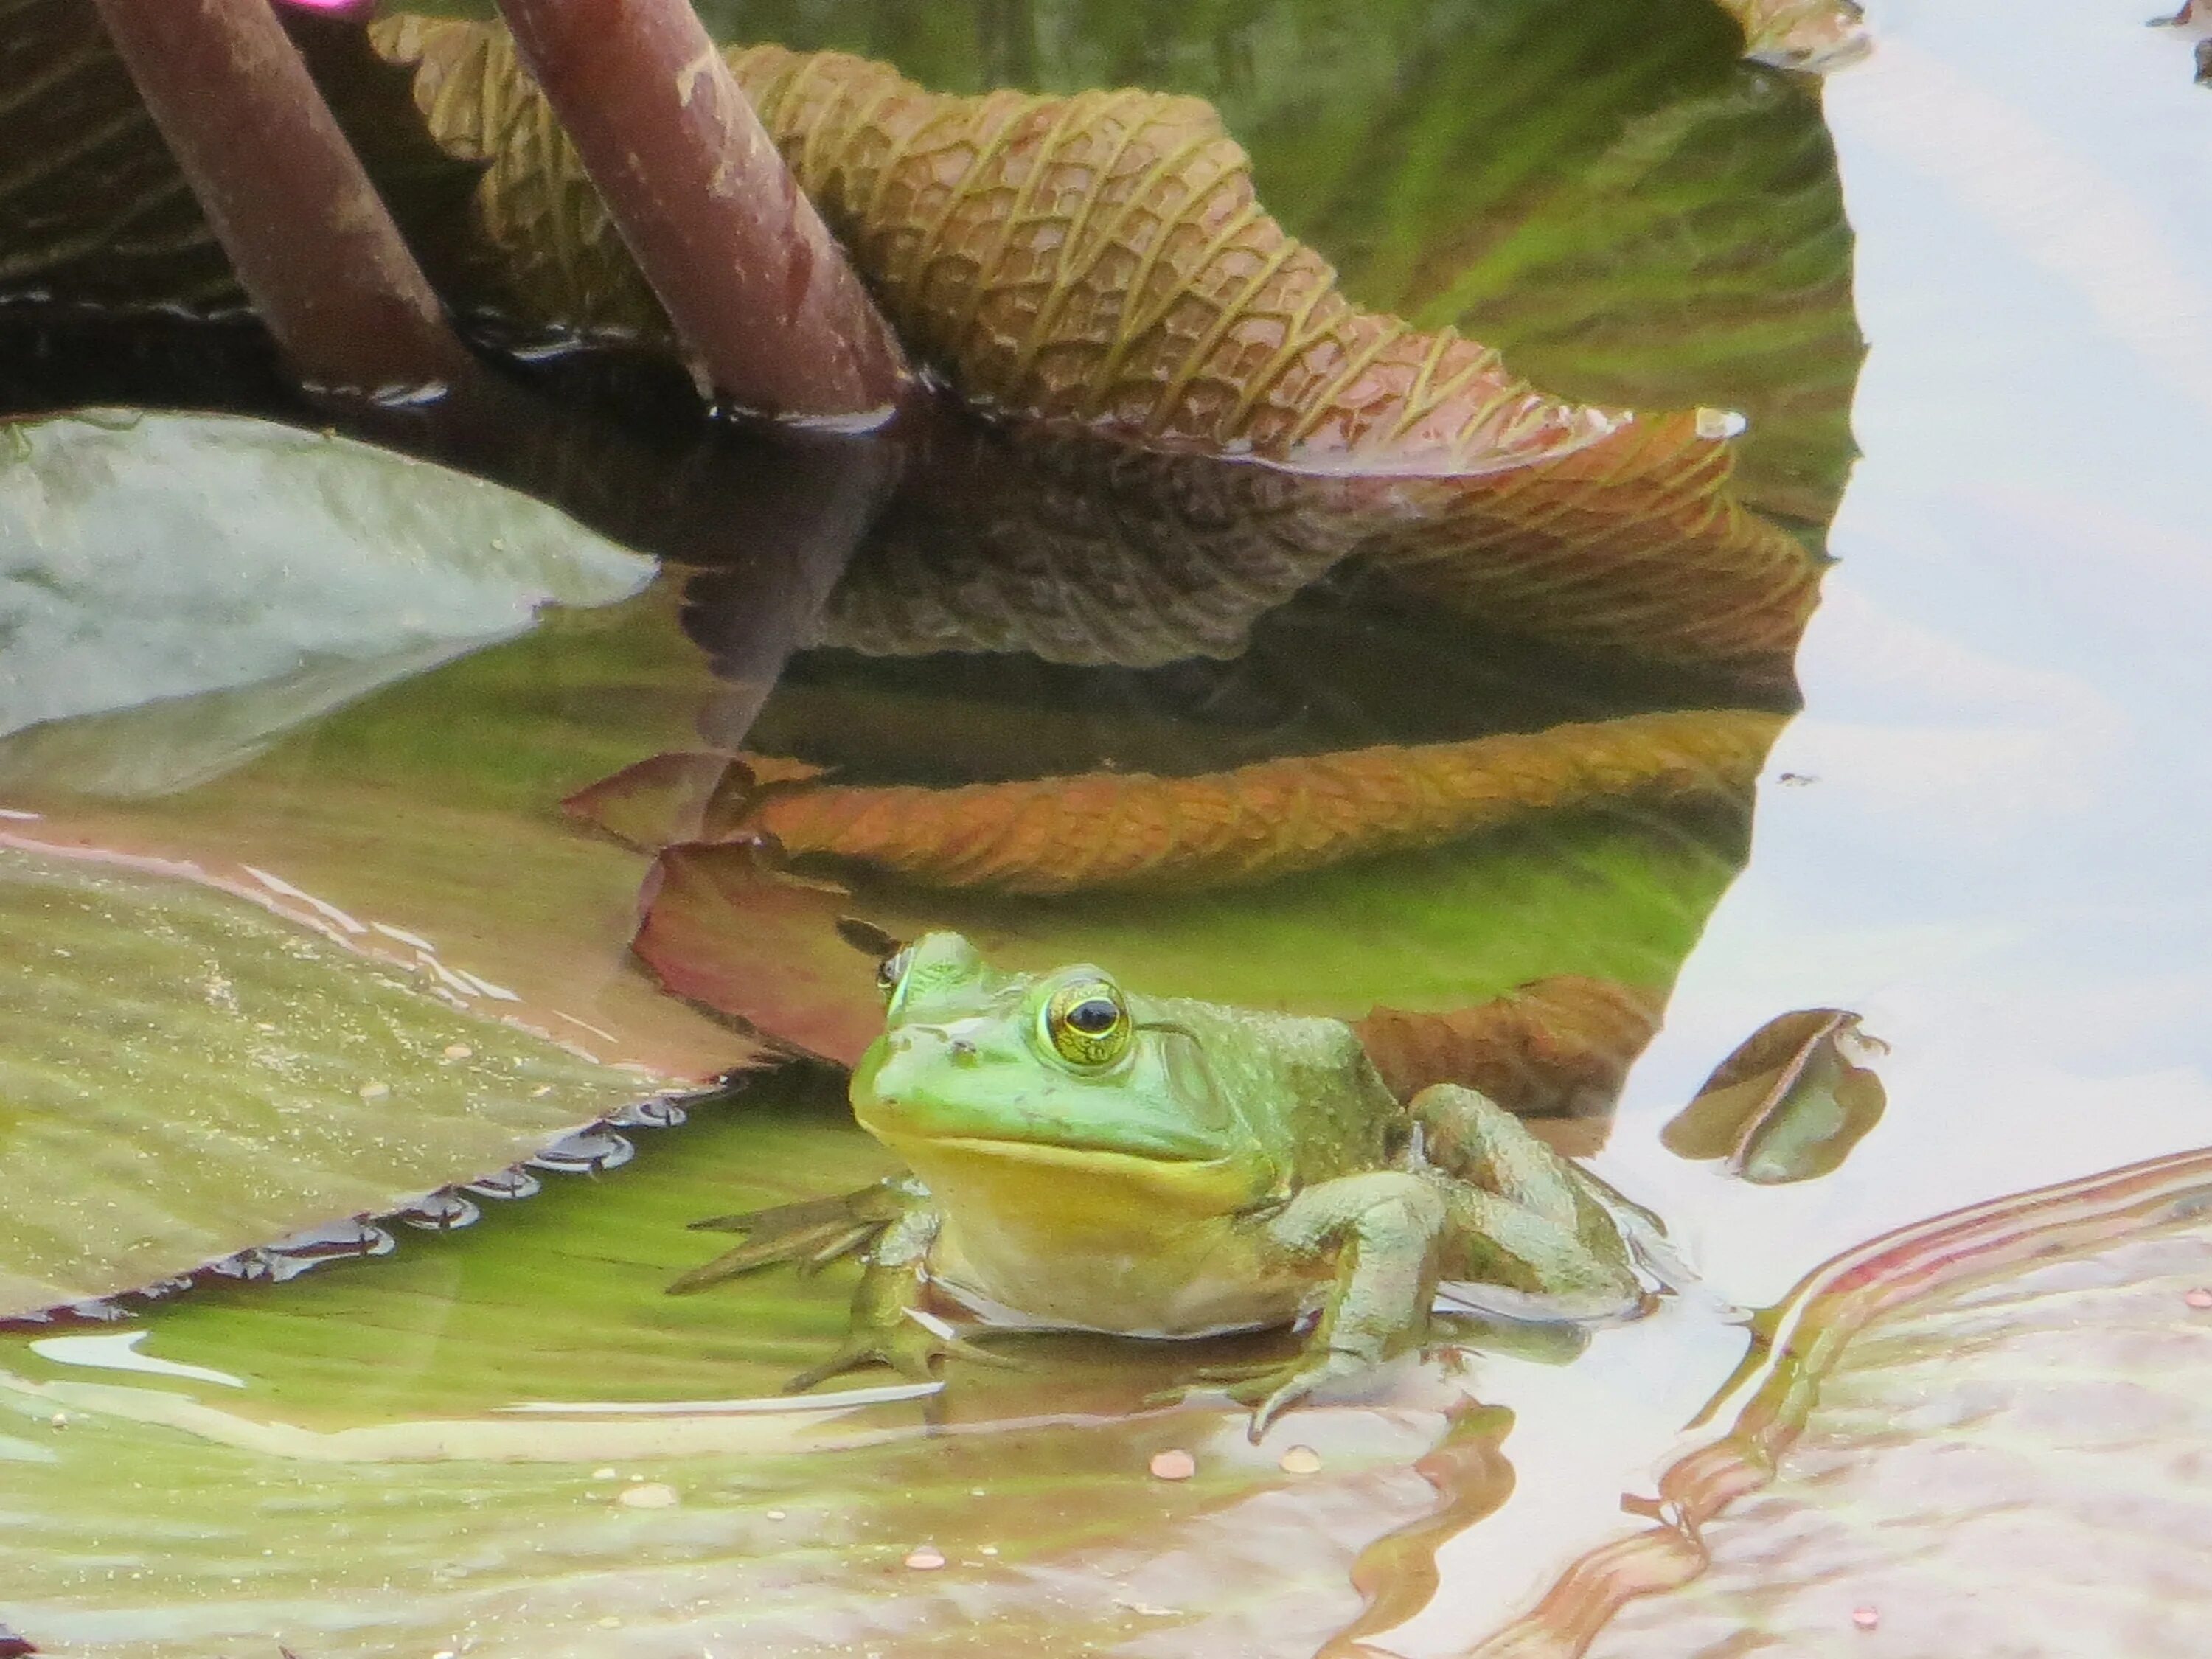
[1279,1445,1323,1475]
[358,1081,390,1100]
[904,1545,946,1571]
[1851,1605,1879,1630]
[618,1483,679,1509]
[2185,1287,2212,1310]
[442,1044,473,1061]
[1149,1448,1197,1481]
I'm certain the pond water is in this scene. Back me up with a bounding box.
[2,0,2210,1655]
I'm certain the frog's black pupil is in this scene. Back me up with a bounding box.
[1067,998,1119,1034]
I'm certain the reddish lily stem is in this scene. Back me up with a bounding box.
[493,0,909,425]
[90,0,471,397]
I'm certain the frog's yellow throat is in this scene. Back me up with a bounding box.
[869,1130,1275,1239]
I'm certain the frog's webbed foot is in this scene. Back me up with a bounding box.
[769,1200,1032,1397]
[1189,1351,1390,1441]
[785,1307,1028,1394]
[669,1177,925,1293]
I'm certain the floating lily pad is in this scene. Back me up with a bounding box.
[0,407,655,771]
[0,1069,1515,1658]
[1,577,762,1083]
[0,846,661,1319]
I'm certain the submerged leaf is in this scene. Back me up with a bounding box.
[1660,1006,1886,1183]
[716,709,1778,894]
[0,846,658,1319]
[1353,978,1663,1118]
[372,18,1825,681]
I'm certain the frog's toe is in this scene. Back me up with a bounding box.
[1211,1351,1378,1441]
[672,1189,906,1290]
[1188,1358,1287,1387]
[782,1313,1023,1394]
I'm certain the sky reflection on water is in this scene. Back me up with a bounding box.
[1387,1,2212,1648]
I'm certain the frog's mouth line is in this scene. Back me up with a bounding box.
[870,1129,1234,1170]
[863,1133,1256,1186]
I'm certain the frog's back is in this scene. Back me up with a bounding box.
[1155,995,1404,1183]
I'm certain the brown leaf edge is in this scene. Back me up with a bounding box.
[1461,1144,2212,1658]
[1660,1007,1887,1183]
[1354,978,1664,1120]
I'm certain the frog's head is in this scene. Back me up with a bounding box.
[851,933,1262,1180]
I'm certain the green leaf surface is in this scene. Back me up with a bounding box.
[0,846,657,1319]
[634,803,1745,1068]
[0,1072,1506,1658]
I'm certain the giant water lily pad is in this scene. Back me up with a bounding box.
[0,1069,1522,1658]
[0,404,759,1082]
[0,846,661,1319]
[630,804,1746,1068]
[369,15,1822,685]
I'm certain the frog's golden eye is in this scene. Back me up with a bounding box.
[1042,978,1132,1068]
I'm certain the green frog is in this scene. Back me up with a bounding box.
[675,932,1656,1436]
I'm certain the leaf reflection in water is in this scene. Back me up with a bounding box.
[369,15,1827,685]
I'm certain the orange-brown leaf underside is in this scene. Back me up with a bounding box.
[725,709,1779,894]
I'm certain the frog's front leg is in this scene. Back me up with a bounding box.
[1411,1083,1644,1315]
[1210,1171,1450,1440]
[785,1200,1024,1392]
